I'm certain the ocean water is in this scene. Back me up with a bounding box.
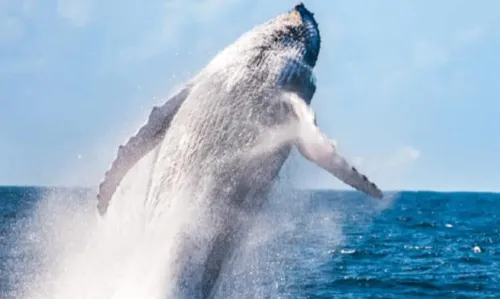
[1,186,499,298]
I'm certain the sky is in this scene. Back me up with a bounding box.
[1,0,499,191]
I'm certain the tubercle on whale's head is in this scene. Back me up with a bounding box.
[265,2,321,68]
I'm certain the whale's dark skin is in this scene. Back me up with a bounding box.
[96,3,383,298]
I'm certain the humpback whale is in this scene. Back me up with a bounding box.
[96,3,383,298]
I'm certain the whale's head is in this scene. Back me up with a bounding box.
[206,3,321,74]
[202,3,321,101]
[261,2,321,68]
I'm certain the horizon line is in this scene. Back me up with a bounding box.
[0,185,498,195]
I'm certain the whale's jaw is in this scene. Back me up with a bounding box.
[291,2,321,67]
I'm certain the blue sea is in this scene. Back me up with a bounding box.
[1,186,499,298]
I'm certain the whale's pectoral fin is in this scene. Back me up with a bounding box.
[288,93,383,199]
[97,85,192,215]
[297,131,383,199]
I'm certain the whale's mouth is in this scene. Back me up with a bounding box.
[289,3,321,67]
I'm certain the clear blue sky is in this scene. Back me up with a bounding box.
[1,0,499,191]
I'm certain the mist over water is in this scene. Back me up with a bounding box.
[9,189,332,298]
[213,188,345,298]
[7,162,393,299]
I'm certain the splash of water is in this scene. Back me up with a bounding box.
[11,179,350,299]
[10,112,296,299]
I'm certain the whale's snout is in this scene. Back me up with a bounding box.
[293,3,314,17]
[289,2,318,29]
[286,2,320,67]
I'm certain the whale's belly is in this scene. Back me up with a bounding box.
[149,70,294,205]
[145,73,295,298]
